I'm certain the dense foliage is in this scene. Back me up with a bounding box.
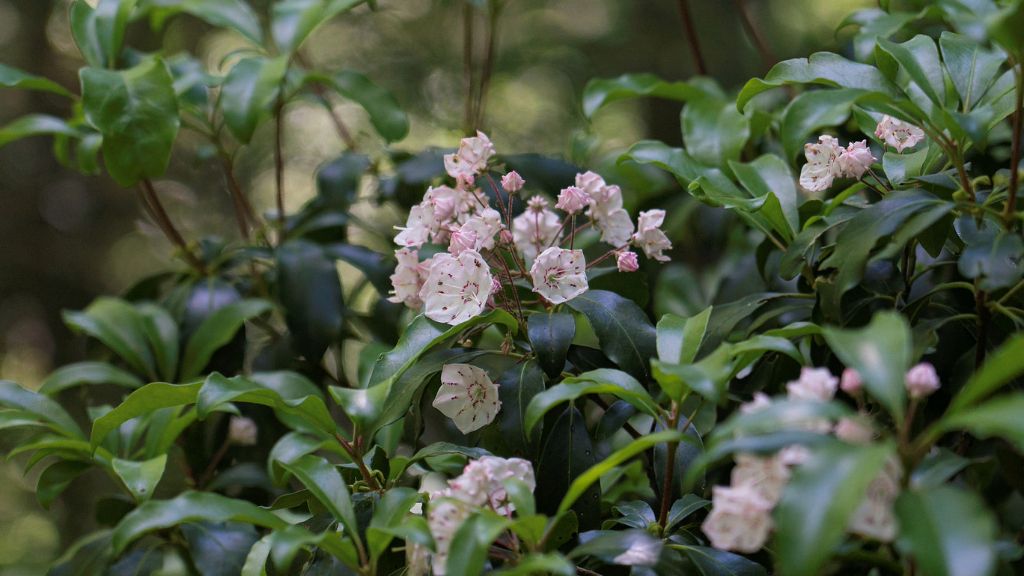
[1,0,1024,574]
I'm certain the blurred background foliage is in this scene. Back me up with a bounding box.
[0,0,867,572]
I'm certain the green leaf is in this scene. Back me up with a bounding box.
[367,487,420,561]
[524,369,658,438]
[220,57,288,144]
[181,522,261,576]
[582,73,711,118]
[528,312,575,378]
[272,0,366,54]
[37,461,92,509]
[894,487,997,576]
[146,0,263,44]
[112,455,166,503]
[774,442,893,576]
[492,553,574,576]
[0,63,72,96]
[779,89,876,162]
[941,393,1024,452]
[876,35,947,105]
[181,299,272,380]
[63,297,157,379]
[277,240,345,362]
[651,344,734,402]
[329,383,387,432]
[822,311,911,422]
[537,407,599,530]
[326,70,409,142]
[568,529,662,567]
[314,153,371,212]
[709,399,849,444]
[681,97,749,168]
[950,333,1024,411]
[958,229,1024,291]
[939,32,1003,110]
[388,442,491,482]
[0,115,79,149]
[446,512,513,575]
[137,303,179,383]
[729,155,800,239]
[80,59,180,186]
[675,545,767,576]
[558,430,684,513]
[986,0,1024,59]
[567,290,656,380]
[737,52,899,111]
[70,0,138,69]
[91,381,202,449]
[278,455,361,547]
[39,361,143,396]
[0,381,84,438]
[656,306,711,365]
[492,360,546,455]
[111,491,290,554]
[197,373,335,436]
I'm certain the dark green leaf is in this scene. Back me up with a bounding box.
[137,303,179,383]
[70,0,137,68]
[37,461,92,509]
[80,59,180,186]
[774,442,893,576]
[181,522,261,576]
[221,57,288,144]
[939,32,1003,109]
[315,153,371,212]
[986,0,1024,58]
[537,407,599,530]
[492,553,574,576]
[492,360,545,455]
[39,362,143,396]
[0,381,84,438]
[949,333,1024,411]
[941,393,1024,452]
[197,373,335,435]
[329,383,388,431]
[446,512,512,575]
[181,299,272,380]
[567,290,656,380]
[528,312,575,378]
[895,487,997,576]
[569,530,662,567]
[675,545,767,576]
[582,73,711,118]
[277,240,345,362]
[682,97,749,168]
[876,35,946,105]
[90,381,202,448]
[272,0,366,54]
[737,52,899,110]
[0,115,79,149]
[367,487,419,561]
[146,0,263,44]
[63,297,157,379]
[525,369,658,438]
[278,455,362,547]
[0,63,72,96]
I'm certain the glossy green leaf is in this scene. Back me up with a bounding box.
[366,487,419,561]
[675,545,767,576]
[939,32,1003,109]
[0,381,84,438]
[111,455,166,503]
[80,59,180,186]
[656,306,711,365]
[221,57,288,144]
[278,455,361,547]
[492,553,574,576]
[825,311,912,420]
[0,115,79,149]
[737,52,899,110]
[528,312,575,378]
[197,373,335,435]
[90,381,201,448]
[567,290,656,380]
[277,240,345,362]
[446,512,512,575]
[39,362,143,396]
[986,0,1024,58]
[779,89,875,162]
[729,155,800,239]
[137,303,179,383]
[272,0,366,54]
[181,299,272,380]
[569,529,662,566]
[70,0,137,69]
[525,369,658,438]
[876,35,946,105]
[950,333,1024,411]
[895,487,997,576]
[0,63,72,96]
[146,0,263,44]
[111,491,290,554]
[941,393,1024,451]
[329,383,387,431]
[651,344,734,402]
[774,442,893,576]
[63,298,157,379]
[582,73,711,118]
[681,97,749,168]
[182,522,262,576]
[326,70,409,142]
[492,360,545,455]
[37,460,92,509]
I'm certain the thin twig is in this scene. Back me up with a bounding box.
[676,0,707,75]
[732,0,775,71]
[462,1,477,135]
[139,179,206,273]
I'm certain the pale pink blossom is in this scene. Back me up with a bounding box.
[389,248,426,308]
[443,131,495,182]
[447,228,479,256]
[702,484,774,553]
[848,457,901,542]
[836,140,876,179]
[448,456,535,514]
[799,135,842,193]
[457,208,502,252]
[394,204,432,248]
[905,362,940,399]
[740,392,773,414]
[786,367,838,402]
[501,170,525,193]
[530,247,588,304]
[834,416,874,444]
[227,416,258,446]
[632,209,672,261]
[731,454,790,505]
[587,183,623,222]
[875,115,925,152]
[432,363,501,434]
[555,186,590,214]
[513,197,562,263]
[419,251,493,325]
[597,208,635,247]
[616,250,639,272]
[427,496,473,575]
[840,368,863,395]
[575,170,607,198]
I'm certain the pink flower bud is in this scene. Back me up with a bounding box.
[491,277,502,295]
[834,416,873,444]
[501,170,525,193]
[906,362,940,399]
[840,368,862,395]
[555,186,590,214]
[616,250,639,272]
[228,416,258,446]
[499,228,514,244]
[448,228,479,256]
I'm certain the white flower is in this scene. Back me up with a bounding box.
[443,131,495,182]
[512,199,562,263]
[701,484,774,553]
[432,363,501,434]
[597,208,635,247]
[587,182,624,221]
[798,135,842,193]
[501,170,525,193]
[731,454,790,505]
[447,228,478,256]
[575,171,607,199]
[530,247,588,304]
[740,392,773,414]
[617,250,639,272]
[228,416,258,446]
[786,367,838,402]
[457,208,503,252]
[905,362,940,399]
[419,251,493,325]
[848,457,901,542]
[388,248,426,308]
[555,186,590,214]
[448,456,535,514]
[875,115,925,152]
[631,209,671,261]
[394,204,432,248]
[427,496,473,575]
[840,368,862,395]
[836,140,876,179]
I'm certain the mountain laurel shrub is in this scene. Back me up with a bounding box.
[1,0,1024,574]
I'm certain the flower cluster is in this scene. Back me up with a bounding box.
[414,456,536,575]
[389,132,672,325]
[799,115,925,193]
